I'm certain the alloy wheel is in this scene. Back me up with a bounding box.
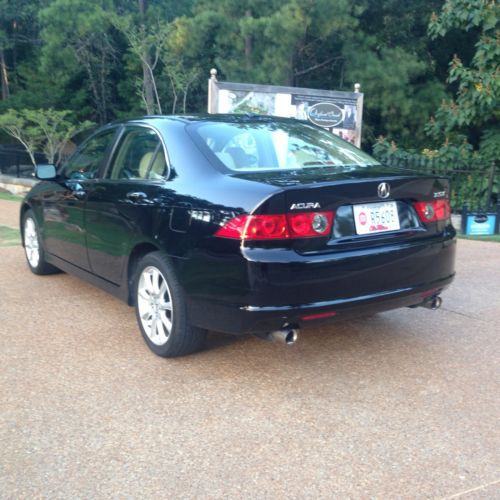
[24,217,40,269]
[137,266,173,346]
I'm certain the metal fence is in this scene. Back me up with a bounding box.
[0,146,47,179]
[1,143,498,215]
[379,157,498,214]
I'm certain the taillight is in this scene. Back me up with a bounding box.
[215,212,334,240]
[244,215,288,240]
[413,200,451,223]
[287,212,333,237]
[214,214,287,240]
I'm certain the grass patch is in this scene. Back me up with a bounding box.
[0,225,20,247]
[0,192,22,202]
[458,234,500,242]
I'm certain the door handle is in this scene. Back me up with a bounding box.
[126,191,148,202]
[73,189,87,200]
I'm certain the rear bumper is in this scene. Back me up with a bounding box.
[181,233,457,335]
[187,276,453,335]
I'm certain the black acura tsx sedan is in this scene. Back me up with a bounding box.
[20,115,456,357]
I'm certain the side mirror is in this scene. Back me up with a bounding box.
[35,164,57,180]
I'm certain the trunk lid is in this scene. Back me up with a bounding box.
[234,166,451,253]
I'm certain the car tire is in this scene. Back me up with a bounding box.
[22,209,59,275]
[134,251,207,357]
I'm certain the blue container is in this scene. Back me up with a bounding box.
[465,213,496,235]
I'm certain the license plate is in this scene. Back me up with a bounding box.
[353,202,400,235]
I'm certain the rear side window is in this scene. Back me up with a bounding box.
[108,127,166,180]
[63,129,116,180]
[190,120,378,171]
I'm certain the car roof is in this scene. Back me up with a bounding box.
[109,114,307,127]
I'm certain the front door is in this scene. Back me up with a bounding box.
[42,128,117,270]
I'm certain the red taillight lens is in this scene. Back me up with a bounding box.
[244,215,288,239]
[214,214,288,240]
[213,215,248,239]
[287,212,333,237]
[215,212,334,240]
[433,200,451,220]
[413,200,451,223]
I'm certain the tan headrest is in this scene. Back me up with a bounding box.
[139,152,154,178]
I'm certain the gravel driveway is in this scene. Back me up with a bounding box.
[0,199,499,498]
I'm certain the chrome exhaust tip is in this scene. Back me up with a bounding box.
[256,326,299,345]
[421,295,442,310]
[431,295,442,310]
[268,328,299,345]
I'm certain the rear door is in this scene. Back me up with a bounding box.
[85,125,169,284]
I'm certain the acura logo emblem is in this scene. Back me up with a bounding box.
[378,182,390,199]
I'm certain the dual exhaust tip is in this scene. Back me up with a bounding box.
[258,295,442,346]
[257,326,299,346]
[421,295,443,310]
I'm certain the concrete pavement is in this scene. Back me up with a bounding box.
[0,199,499,498]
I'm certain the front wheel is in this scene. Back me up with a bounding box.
[22,210,59,275]
[134,251,206,357]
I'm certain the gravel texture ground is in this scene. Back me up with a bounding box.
[0,199,19,227]
[0,199,499,498]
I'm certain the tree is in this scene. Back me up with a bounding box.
[0,0,48,100]
[112,13,169,114]
[0,109,42,165]
[183,0,359,87]
[39,0,116,125]
[111,0,195,115]
[0,108,93,165]
[180,0,449,148]
[427,0,499,160]
[163,60,200,113]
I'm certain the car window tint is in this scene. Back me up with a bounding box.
[63,129,115,180]
[191,121,378,171]
[108,127,166,180]
[219,132,259,169]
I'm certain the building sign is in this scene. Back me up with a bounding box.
[465,213,497,235]
[207,69,364,147]
[307,102,344,128]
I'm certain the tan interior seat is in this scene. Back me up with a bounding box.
[151,150,166,178]
[138,150,166,179]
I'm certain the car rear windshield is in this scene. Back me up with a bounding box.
[189,119,379,171]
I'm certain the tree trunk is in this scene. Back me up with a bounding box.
[142,57,156,114]
[138,0,155,113]
[99,43,108,124]
[169,75,177,114]
[287,51,296,86]
[244,10,252,69]
[0,49,10,100]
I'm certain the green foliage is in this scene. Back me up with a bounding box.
[0,191,22,202]
[479,125,500,162]
[370,0,499,212]
[373,136,498,211]
[0,225,20,247]
[0,0,496,163]
[39,0,116,124]
[373,135,476,169]
[0,109,43,165]
[29,108,94,164]
[427,0,499,142]
[0,108,94,165]
[458,234,500,242]
[111,12,171,114]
